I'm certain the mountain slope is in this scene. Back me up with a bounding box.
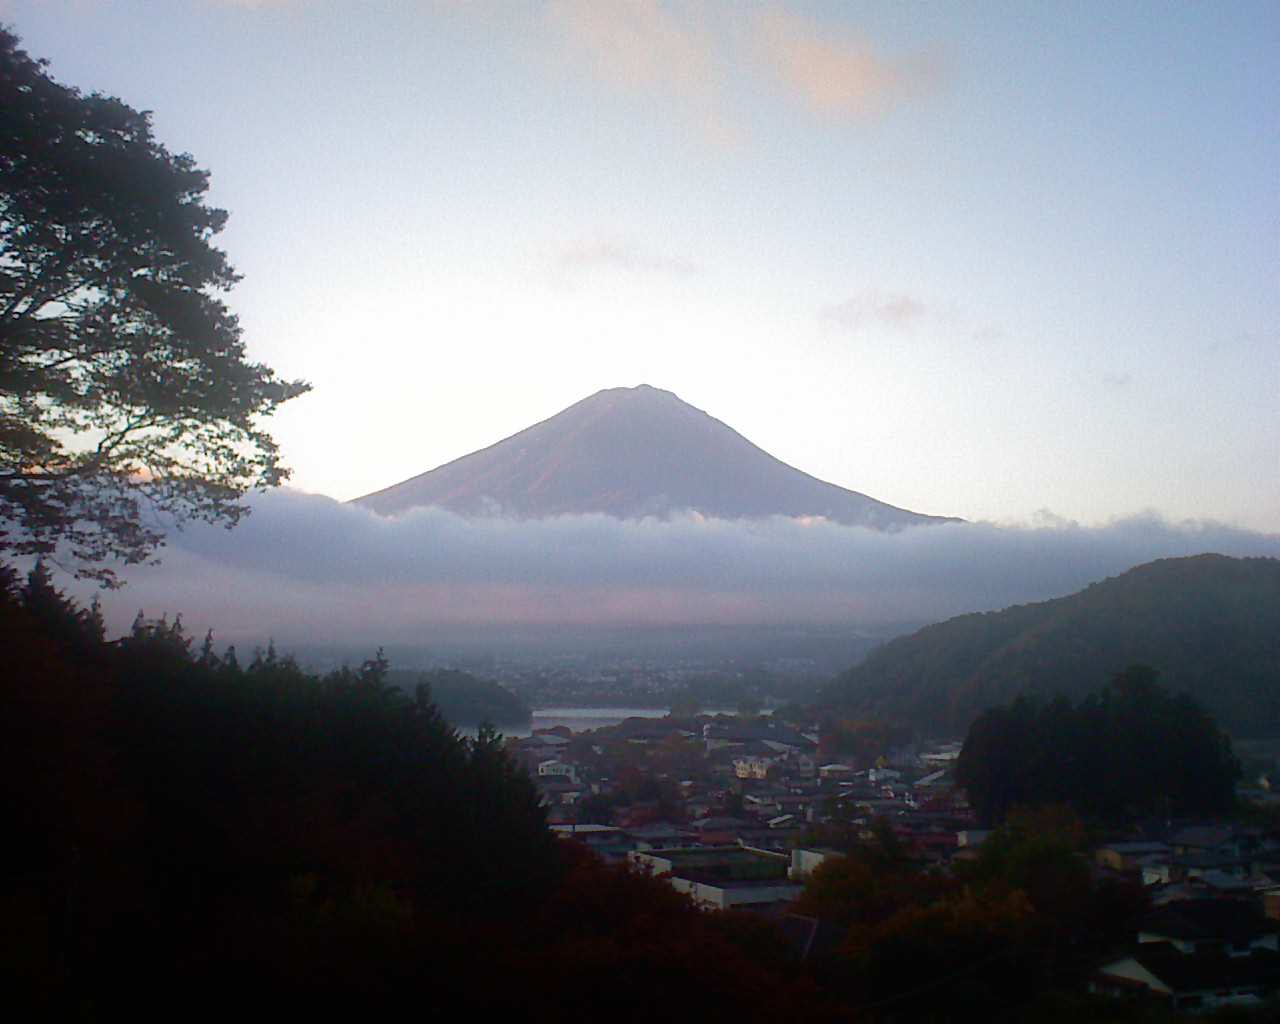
[353,385,954,528]
[821,554,1280,736]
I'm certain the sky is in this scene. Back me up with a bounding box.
[6,1,1279,639]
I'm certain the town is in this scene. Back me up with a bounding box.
[512,710,1280,1014]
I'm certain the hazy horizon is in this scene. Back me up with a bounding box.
[64,488,1280,648]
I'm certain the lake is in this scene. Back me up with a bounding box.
[458,706,750,739]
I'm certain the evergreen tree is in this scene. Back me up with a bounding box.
[957,665,1240,824]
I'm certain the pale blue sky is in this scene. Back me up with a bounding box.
[8,0,1278,529]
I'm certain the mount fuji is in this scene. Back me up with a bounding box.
[353,385,955,529]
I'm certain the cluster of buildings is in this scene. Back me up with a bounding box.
[1092,826,1280,1012]
[507,713,1280,1013]
[505,714,977,911]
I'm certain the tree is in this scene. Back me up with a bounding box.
[669,694,702,719]
[956,665,1240,825]
[736,695,762,720]
[0,29,308,585]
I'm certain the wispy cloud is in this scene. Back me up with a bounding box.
[548,0,715,95]
[545,1,939,143]
[823,291,930,332]
[546,0,740,144]
[556,236,698,277]
[210,3,939,139]
[752,7,942,119]
[1100,371,1135,392]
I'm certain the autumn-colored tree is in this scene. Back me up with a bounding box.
[795,853,955,930]
[831,888,1037,1017]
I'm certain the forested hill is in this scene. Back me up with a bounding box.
[821,554,1280,737]
[387,668,531,727]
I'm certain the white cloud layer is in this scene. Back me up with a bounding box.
[82,490,1280,643]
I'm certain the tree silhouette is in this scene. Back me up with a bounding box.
[0,29,308,585]
[957,665,1240,824]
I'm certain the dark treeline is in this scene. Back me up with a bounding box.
[4,567,1267,1022]
[386,666,531,727]
[956,665,1241,826]
[2,564,825,1020]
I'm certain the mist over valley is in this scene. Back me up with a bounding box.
[80,386,1280,704]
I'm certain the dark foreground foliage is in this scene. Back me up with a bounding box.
[957,665,1240,826]
[7,566,1268,1021]
[1,567,826,1021]
[791,806,1146,1021]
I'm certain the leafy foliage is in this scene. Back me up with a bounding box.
[823,555,1280,736]
[0,29,308,584]
[818,716,912,764]
[797,806,1149,1020]
[794,820,950,928]
[956,666,1240,825]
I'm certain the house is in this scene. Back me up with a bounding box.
[624,822,693,850]
[550,823,634,860]
[733,754,779,780]
[1093,946,1280,1012]
[1096,841,1171,875]
[743,792,784,818]
[1136,901,1280,955]
[920,745,961,768]
[913,768,951,792]
[736,828,802,853]
[537,759,578,784]
[1093,900,1280,1012]
[790,847,842,881]
[704,722,814,754]
[630,846,802,911]
[1171,826,1238,859]
[536,776,586,807]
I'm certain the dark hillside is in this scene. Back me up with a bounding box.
[822,555,1280,736]
[387,666,531,727]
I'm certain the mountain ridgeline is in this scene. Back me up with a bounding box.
[354,384,956,528]
[822,555,1280,737]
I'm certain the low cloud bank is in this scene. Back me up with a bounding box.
[83,489,1280,642]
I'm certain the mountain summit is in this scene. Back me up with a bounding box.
[353,385,954,528]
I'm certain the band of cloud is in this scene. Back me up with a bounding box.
[92,489,1280,637]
